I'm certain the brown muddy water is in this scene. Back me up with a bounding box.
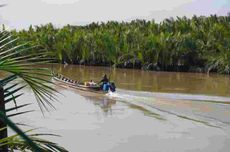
[8,64,230,152]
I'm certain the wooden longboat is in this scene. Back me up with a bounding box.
[52,74,108,94]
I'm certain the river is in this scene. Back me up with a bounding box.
[9,64,230,152]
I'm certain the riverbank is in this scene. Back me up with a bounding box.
[58,61,211,74]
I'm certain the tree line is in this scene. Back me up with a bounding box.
[10,14,230,74]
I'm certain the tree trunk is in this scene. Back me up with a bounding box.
[0,86,8,152]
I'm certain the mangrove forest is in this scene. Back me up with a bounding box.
[9,14,230,74]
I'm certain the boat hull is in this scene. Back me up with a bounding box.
[52,76,107,94]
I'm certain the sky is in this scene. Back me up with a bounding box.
[0,0,229,30]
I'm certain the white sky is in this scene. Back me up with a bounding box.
[0,0,229,30]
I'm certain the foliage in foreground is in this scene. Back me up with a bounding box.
[0,30,67,151]
[11,14,230,73]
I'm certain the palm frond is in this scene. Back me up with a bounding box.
[7,110,34,118]
[0,31,67,152]
[0,126,68,152]
[4,93,23,104]
[0,31,57,112]
[5,103,31,112]
[0,111,42,152]
[0,74,17,86]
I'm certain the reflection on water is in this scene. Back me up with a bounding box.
[54,82,117,115]
[94,98,114,114]
[83,95,116,115]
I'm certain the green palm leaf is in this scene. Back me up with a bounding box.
[0,32,57,112]
[0,31,68,151]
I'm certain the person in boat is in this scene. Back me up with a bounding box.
[100,74,109,84]
[85,80,97,86]
[89,80,97,86]
[99,74,110,91]
[99,74,116,92]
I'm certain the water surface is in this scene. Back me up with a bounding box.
[9,64,230,152]
[52,64,230,96]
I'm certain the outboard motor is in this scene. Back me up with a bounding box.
[109,82,116,92]
[103,82,110,91]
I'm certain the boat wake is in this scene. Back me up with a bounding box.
[106,89,230,128]
[107,88,230,104]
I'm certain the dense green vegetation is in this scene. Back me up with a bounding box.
[10,14,230,74]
